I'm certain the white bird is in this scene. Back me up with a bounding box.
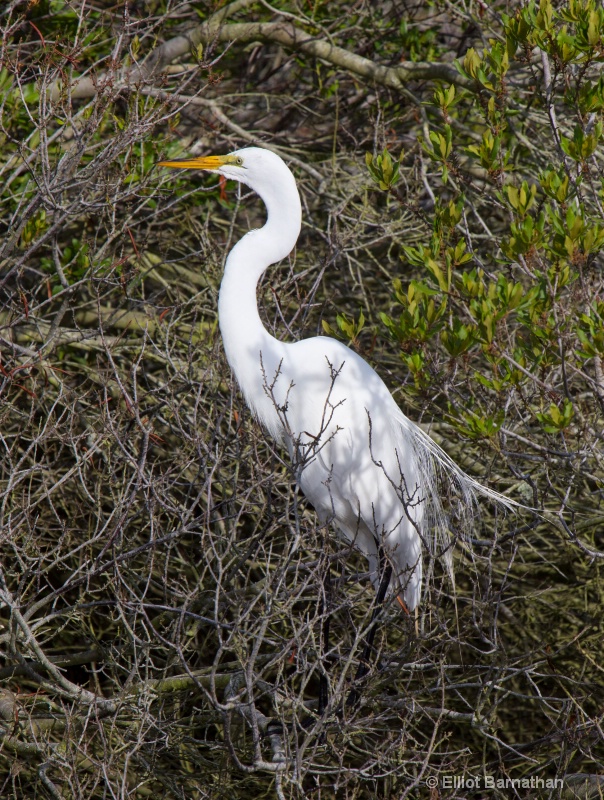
[159,146,511,610]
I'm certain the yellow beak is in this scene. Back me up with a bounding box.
[158,155,228,171]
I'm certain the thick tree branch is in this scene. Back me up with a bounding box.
[53,15,473,101]
[204,21,474,91]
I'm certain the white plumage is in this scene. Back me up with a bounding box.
[160,146,511,609]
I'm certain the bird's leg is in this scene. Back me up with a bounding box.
[356,556,392,679]
[300,546,331,731]
[345,557,392,711]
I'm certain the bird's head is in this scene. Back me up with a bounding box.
[159,146,301,248]
[158,146,290,192]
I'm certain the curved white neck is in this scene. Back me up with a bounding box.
[217,175,302,425]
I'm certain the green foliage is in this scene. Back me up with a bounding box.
[453,406,505,440]
[365,148,401,190]
[560,121,603,160]
[577,300,604,356]
[398,18,438,62]
[433,83,459,116]
[379,278,445,344]
[540,166,570,203]
[368,0,604,448]
[465,129,509,175]
[421,123,453,182]
[322,309,365,345]
[536,398,575,433]
[503,0,604,61]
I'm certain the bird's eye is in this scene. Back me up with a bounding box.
[235,156,244,166]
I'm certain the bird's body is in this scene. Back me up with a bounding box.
[241,330,426,606]
[160,147,506,609]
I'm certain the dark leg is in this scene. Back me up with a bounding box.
[345,559,393,710]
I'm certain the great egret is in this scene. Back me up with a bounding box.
[159,147,511,610]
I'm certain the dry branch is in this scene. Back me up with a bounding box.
[51,6,474,102]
